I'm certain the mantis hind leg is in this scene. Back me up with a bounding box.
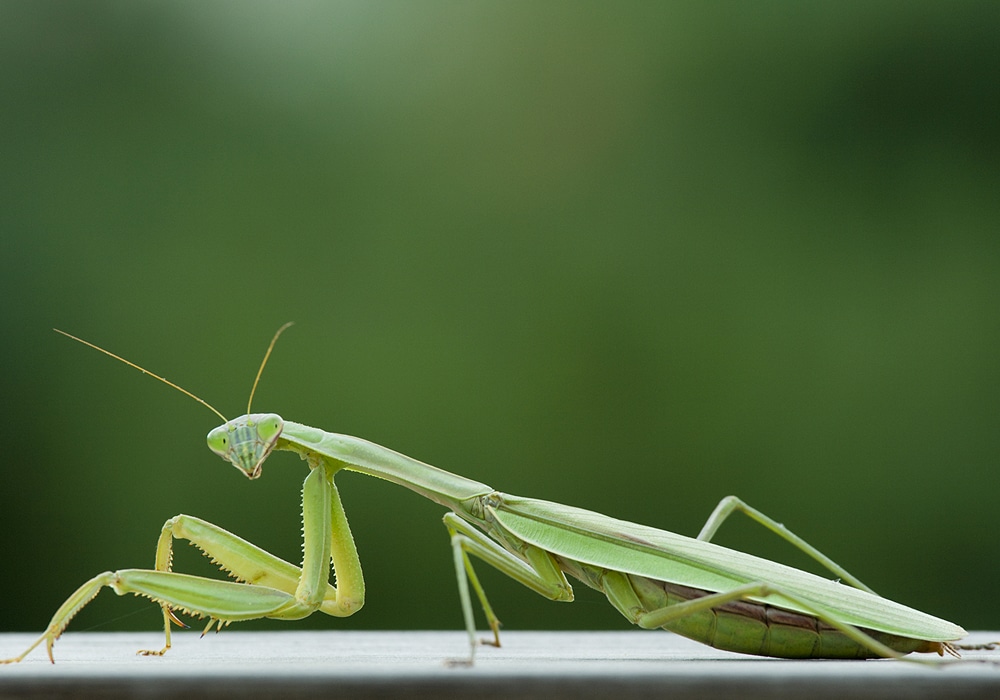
[697,496,876,594]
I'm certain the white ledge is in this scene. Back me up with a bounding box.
[1,630,999,699]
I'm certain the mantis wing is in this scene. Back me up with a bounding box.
[490,495,965,642]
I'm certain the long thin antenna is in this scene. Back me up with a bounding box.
[246,322,294,414]
[54,328,229,423]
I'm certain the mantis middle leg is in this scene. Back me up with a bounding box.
[444,513,574,661]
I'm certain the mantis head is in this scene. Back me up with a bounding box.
[207,414,285,480]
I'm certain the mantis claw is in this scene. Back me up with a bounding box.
[167,608,188,629]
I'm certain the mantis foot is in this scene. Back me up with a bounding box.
[136,647,169,657]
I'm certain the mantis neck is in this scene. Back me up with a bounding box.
[277,421,494,512]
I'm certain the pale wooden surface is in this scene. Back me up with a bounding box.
[1,630,999,699]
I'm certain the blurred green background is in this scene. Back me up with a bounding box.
[2,1,999,645]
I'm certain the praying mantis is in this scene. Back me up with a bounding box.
[0,325,979,665]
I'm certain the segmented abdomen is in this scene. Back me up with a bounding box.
[627,575,941,659]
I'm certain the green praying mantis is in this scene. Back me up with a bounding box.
[0,325,983,665]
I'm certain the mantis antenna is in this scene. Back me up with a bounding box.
[246,321,294,414]
[53,328,229,423]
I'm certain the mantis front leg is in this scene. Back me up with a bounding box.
[1,462,364,664]
[143,461,364,654]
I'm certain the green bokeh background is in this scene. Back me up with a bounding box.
[2,2,999,643]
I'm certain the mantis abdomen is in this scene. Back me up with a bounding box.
[588,568,944,659]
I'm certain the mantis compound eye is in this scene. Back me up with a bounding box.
[206,425,231,460]
[255,414,283,444]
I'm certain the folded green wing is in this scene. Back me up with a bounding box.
[491,494,965,642]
